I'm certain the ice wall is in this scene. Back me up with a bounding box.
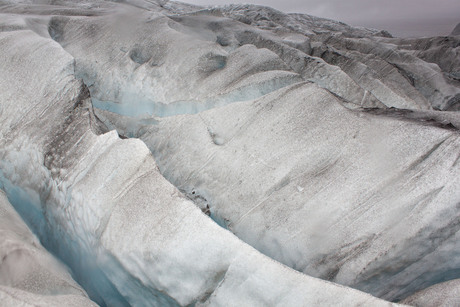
[0,190,97,307]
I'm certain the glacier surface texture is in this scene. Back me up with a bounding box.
[0,0,459,306]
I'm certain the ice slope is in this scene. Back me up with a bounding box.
[0,190,97,307]
[0,8,400,307]
[382,35,460,100]
[110,79,460,302]
[401,279,460,307]
[218,5,459,110]
[451,23,460,36]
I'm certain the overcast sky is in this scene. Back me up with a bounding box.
[183,0,460,37]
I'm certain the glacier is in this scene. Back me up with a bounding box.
[0,0,459,306]
[0,189,97,307]
[401,279,460,306]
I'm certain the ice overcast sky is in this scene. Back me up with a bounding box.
[182,0,460,37]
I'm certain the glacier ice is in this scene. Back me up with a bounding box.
[451,23,460,36]
[0,5,401,307]
[0,0,459,306]
[0,190,97,307]
[137,82,460,301]
[401,279,460,307]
